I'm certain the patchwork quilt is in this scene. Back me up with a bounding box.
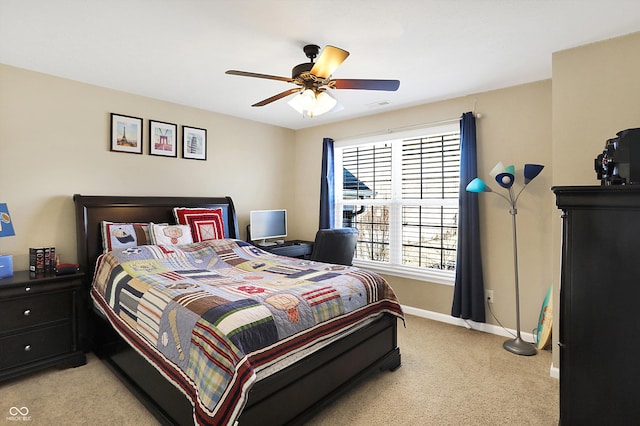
[91,238,403,425]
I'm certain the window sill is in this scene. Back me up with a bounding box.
[351,259,455,286]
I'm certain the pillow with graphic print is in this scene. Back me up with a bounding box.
[101,221,152,253]
[173,207,225,242]
[149,223,194,246]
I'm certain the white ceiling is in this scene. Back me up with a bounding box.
[2,1,640,130]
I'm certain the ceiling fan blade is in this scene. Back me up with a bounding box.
[252,88,301,107]
[332,79,400,91]
[310,46,349,79]
[226,70,293,83]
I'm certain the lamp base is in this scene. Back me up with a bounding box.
[503,337,537,356]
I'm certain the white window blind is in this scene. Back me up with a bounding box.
[335,124,460,284]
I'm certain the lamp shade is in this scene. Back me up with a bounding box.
[489,161,505,177]
[313,91,338,116]
[466,177,493,193]
[288,89,315,115]
[524,164,544,184]
[495,172,515,189]
[0,203,15,237]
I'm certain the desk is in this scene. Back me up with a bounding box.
[257,240,313,259]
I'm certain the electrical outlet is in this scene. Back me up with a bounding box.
[485,290,494,304]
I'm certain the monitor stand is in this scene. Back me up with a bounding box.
[257,240,277,247]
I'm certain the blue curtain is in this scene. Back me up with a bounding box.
[452,112,486,322]
[319,138,335,229]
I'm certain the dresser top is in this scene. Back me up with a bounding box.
[552,185,640,209]
[0,270,84,287]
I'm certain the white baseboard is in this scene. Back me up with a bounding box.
[401,305,536,340]
[401,305,559,379]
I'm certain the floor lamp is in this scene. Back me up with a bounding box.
[466,163,544,356]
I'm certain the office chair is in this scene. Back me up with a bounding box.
[310,227,358,266]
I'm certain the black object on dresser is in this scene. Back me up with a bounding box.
[0,271,86,382]
[553,186,640,424]
[257,240,313,259]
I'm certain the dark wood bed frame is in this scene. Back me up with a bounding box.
[73,194,401,425]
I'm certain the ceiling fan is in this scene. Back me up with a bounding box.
[225,44,400,117]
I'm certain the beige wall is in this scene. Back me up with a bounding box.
[551,31,640,368]
[0,64,296,270]
[293,80,554,337]
[552,32,640,186]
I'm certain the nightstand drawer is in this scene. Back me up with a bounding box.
[0,323,73,369]
[0,278,82,298]
[0,291,72,333]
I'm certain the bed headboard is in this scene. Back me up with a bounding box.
[73,194,240,283]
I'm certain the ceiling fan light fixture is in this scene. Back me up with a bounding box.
[287,89,337,118]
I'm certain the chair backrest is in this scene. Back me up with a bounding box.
[310,227,358,266]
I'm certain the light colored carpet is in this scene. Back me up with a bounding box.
[0,315,558,425]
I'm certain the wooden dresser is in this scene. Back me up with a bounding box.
[553,185,640,424]
[0,271,86,382]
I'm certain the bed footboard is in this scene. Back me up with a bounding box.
[91,310,400,426]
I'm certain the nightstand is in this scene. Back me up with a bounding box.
[0,271,86,382]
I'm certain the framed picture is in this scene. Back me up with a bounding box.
[110,113,143,154]
[182,126,207,160]
[149,120,177,157]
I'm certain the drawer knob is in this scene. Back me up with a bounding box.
[25,287,31,293]
[24,344,31,352]
[23,309,31,316]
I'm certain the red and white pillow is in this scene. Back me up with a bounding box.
[173,207,225,242]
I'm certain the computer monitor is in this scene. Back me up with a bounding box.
[250,209,287,246]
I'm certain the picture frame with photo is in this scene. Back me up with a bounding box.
[110,113,143,154]
[149,120,178,157]
[182,126,207,160]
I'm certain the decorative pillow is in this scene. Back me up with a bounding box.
[149,223,194,246]
[101,221,152,253]
[173,207,225,242]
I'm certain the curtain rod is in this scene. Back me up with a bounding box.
[335,112,482,143]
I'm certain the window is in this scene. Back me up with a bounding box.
[335,124,460,284]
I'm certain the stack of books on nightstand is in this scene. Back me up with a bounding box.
[29,247,56,276]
